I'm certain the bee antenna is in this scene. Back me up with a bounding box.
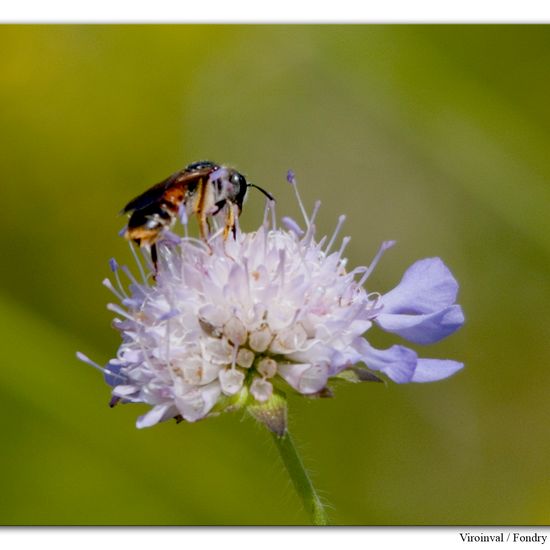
[248,183,275,202]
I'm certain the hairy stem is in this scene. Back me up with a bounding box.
[272,431,329,525]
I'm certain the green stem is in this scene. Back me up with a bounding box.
[272,431,329,525]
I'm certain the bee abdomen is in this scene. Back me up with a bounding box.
[125,202,175,246]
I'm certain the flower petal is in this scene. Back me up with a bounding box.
[353,339,418,383]
[411,359,464,383]
[250,378,273,402]
[136,403,176,429]
[219,368,245,395]
[298,364,329,394]
[375,304,465,344]
[277,363,329,394]
[104,361,129,387]
[175,382,221,422]
[179,357,220,385]
[381,257,459,314]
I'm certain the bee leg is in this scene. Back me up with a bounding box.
[151,243,158,274]
[198,210,208,241]
[223,203,235,240]
[197,210,213,254]
[222,206,238,261]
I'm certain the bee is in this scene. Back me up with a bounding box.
[122,160,274,270]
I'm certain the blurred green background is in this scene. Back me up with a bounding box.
[1,25,549,525]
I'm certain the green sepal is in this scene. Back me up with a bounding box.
[334,369,361,383]
[210,386,250,415]
[304,386,334,399]
[335,366,385,384]
[247,390,288,437]
[352,366,385,384]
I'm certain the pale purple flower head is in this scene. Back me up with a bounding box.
[78,172,464,435]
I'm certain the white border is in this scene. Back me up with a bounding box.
[0,0,549,23]
[1,528,550,550]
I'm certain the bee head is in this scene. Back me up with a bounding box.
[228,170,249,211]
[221,167,274,212]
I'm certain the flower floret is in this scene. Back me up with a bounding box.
[79,177,464,433]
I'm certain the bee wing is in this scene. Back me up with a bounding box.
[121,179,172,214]
[121,166,214,214]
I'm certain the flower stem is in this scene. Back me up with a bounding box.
[272,431,329,525]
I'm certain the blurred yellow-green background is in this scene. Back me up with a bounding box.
[1,25,549,525]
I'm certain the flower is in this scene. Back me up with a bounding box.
[78,172,464,435]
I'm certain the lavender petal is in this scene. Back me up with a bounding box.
[411,358,464,383]
[375,304,465,345]
[354,339,418,383]
[381,257,460,314]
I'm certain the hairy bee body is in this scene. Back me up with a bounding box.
[122,160,272,271]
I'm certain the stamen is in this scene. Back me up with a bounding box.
[262,199,271,229]
[347,266,368,278]
[270,199,277,231]
[181,237,211,252]
[179,204,189,239]
[122,297,142,309]
[76,352,126,382]
[102,278,125,301]
[107,303,136,321]
[121,265,148,294]
[294,238,311,276]
[179,204,188,226]
[207,226,225,243]
[161,231,182,246]
[127,241,148,285]
[108,258,131,299]
[287,170,310,228]
[335,236,351,264]
[325,215,346,255]
[309,200,321,227]
[282,216,304,237]
[358,240,396,287]
[76,351,103,371]
[302,200,322,243]
[316,235,327,250]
